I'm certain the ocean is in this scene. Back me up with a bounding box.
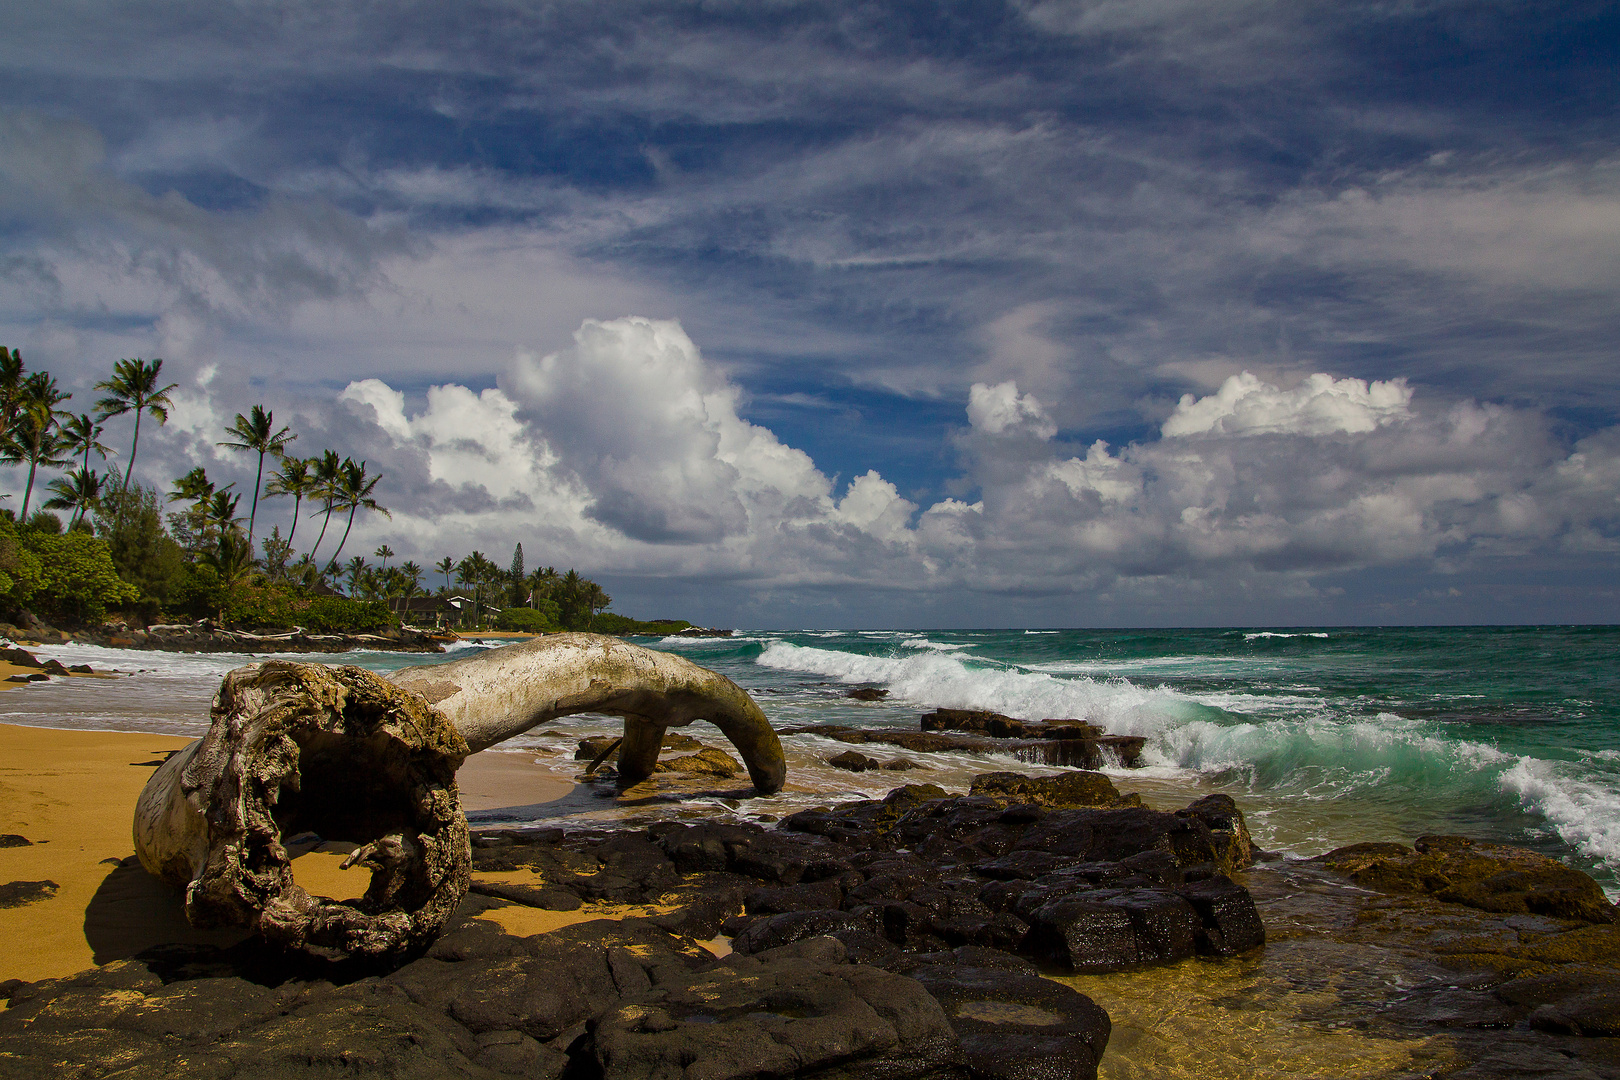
[7,625,1617,900]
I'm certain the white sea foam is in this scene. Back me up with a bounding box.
[900,637,972,652]
[1500,757,1620,895]
[756,640,1208,736]
[1243,631,1330,640]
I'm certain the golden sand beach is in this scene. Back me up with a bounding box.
[0,709,620,987]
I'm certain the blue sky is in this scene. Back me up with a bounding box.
[0,1,1616,626]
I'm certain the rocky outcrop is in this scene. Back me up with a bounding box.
[64,621,450,654]
[1311,835,1619,924]
[782,724,1147,769]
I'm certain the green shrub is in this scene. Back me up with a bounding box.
[221,586,300,630]
[494,606,558,633]
[299,596,393,634]
[592,613,693,636]
[94,485,186,617]
[0,518,140,622]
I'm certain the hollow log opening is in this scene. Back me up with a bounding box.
[134,661,472,962]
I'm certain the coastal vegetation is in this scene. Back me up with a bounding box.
[0,347,668,636]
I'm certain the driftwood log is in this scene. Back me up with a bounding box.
[132,633,786,960]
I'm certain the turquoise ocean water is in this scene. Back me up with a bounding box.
[8,625,1617,898]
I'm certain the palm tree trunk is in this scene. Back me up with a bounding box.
[331,505,359,567]
[286,493,302,550]
[122,410,142,490]
[309,502,335,564]
[20,458,37,520]
[248,448,264,540]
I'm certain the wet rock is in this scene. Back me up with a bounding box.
[829,749,884,772]
[921,708,1104,741]
[883,759,929,770]
[0,834,32,847]
[846,687,889,701]
[0,646,41,667]
[475,1028,570,1079]
[970,771,1121,809]
[781,725,1146,769]
[746,879,846,915]
[1527,990,1620,1037]
[732,911,874,955]
[591,951,963,1080]
[657,746,743,778]
[1024,887,1203,972]
[574,732,704,761]
[1176,874,1266,956]
[907,963,1110,1080]
[469,880,584,910]
[1312,835,1619,923]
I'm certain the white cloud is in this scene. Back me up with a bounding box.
[1161,370,1412,437]
[967,380,1058,438]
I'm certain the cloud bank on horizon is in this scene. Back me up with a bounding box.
[0,0,1615,625]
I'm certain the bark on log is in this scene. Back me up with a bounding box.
[131,634,786,961]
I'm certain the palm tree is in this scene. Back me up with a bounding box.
[205,489,244,538]
[327,459,389,567]
[59,413,115,478]
[169,466,217,506]
[202,529,259,608]
[435,556,455,594]
[0,347,26,430]
[374,544,394,573]
[457,552,490,625]
[1,373,73,519]
[94,357,178,489]
[396,560,423,617]
[218,405,295,541]
[305,450,343,565]
[344,555,368,597]
[265,455,315,553]
[583,581,612,629]
[43,468,105,528]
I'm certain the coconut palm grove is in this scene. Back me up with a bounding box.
[0,346,674,635]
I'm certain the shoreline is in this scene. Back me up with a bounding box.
[4,722,1619,1077]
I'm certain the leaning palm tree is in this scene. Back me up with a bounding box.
[265,455,315,553]
[59,413,115,477]
[327,458,389,567]
[43,468,105,528]
[305,451,343,566]
[94,357,178,490]
[218,405,295,541]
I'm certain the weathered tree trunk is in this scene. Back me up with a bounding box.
[133,661,471,961]
[132,634,786,961]
[387,633,786,793]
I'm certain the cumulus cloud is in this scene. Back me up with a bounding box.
[967,380,1058,439]
[1160,371,1412,437]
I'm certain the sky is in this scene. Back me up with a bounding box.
[0,0,1616,628]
